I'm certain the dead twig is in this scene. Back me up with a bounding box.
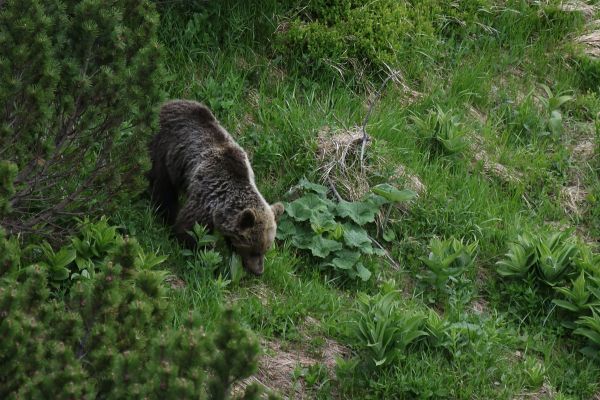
[360,71,402,171]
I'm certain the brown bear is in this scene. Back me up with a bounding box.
[147,99,283,275]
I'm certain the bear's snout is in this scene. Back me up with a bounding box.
[242,254,264,276]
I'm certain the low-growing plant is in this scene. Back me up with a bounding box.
[553,271,600,319]
[574,310,600,360]
[523,356,546,389]
[417,237,477,292]
[497,230,600,357]
[537,84,574,138]
[180,222,244,284]
[351,290,427,368]
[496,230,579,286]
[277,179,414,281]
[26,217,168,288]
[412,107,469,157]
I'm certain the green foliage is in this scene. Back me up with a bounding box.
[0,224,263,399]
[553,272,600,316]
[276,0,436,79]
[496,230,579,286]
[351,289,427,368]
[574,310,600,360]
[417,237,477,292]
[25,217,168,290]
[412,107,469,157]
[180,222,246,285]
[538,84,574,138]
[497,230,600,357]
[0,0,164,235]
[0,161,17,217]
[278,180,414,281]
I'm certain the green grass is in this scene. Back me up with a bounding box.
[111,1,600,398]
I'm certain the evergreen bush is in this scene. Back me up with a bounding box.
[0,224,266,399]
[0,0,164,236]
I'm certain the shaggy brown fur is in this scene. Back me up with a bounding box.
[148,100,283,275]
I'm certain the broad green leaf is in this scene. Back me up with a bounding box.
[298,178,328,195]
[286,193,333,221]
[549,95,574,111]
[343,223,371,249]
[327,250,361,270]
[355,263,372,281]
[276,217,297,240]
[308,235,343,258]
[372,183,417,203]
[552,299,580,313]
[291,227,314,250]
[51,266,70,281]
[383,229,396,242]
[548,110,562,134]
[336,200,379,225]
[53,247,76,269]
[309,208,337,233]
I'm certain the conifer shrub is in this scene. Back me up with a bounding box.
[0,224,266,399]
[0,0,164,236]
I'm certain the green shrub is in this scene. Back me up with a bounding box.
[351,289,427,368]
[496,230,600,357]
[277,179,415,281]
[0,223,266,399]
[412,107,469,158]
[276,0,437,79]
[417,237,477,293]
[0,0,164,236]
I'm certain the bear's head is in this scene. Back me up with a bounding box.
[220,202,284,275]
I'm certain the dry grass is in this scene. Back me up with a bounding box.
[513,381,556,400]
[559,1,598,20]
[469,134,523,184]
[234,327,350,399]
[165,274,186,290]
[390,164,427,195]
[316,125,374,201]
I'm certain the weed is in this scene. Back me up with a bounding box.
[351,290,427,368]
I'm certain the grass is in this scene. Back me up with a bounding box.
[111,1,600,398]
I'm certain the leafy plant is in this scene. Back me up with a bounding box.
[523,356,546,388]
[553,271,599,316]
[413,107,468,157]
[278,179,414,281]
[372,183,417,242]
[27,217,168,286]
[496,232,537,278]
[538,84,574,137]
[417,237,477,291]
[351,290,427,368]
[574,310,600,360]
[181,222,244,284]
[0,224,264,399]
[496,230,579,286]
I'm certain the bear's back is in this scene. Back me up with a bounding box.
[154,100,251,189]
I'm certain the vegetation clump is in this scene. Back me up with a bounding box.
[0,0,164,235]
[0,222,265,399]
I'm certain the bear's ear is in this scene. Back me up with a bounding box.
[271,202,284,221]
[238,208,256,229]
